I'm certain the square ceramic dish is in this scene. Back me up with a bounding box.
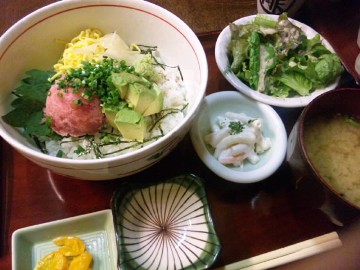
[11,209,117,270]
[111,174,221,270]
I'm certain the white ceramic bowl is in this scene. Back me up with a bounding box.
[190,91,287,183]
[215,15,340,108]
[0,0,208,180]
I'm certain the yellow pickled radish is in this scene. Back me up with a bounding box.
[69,251,93,270]
[34,251,68,270]
[54,236,86,256]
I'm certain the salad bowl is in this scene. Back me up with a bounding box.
[0,0,208,180]
[215,14,342,108]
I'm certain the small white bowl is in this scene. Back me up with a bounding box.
[190,91,287,183]
[215,15,340,108]
[0,0,208,180]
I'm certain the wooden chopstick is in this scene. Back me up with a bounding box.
[216,232,342,270]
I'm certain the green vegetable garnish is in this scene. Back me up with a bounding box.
[248,31,261,90]
[74,99,83,105]
[344,115,360,127]
[254,14,278,29]
[2,69,57,141]
[56,150,65,158]
[58,58,134,109]
[229,121,244,134]
[74,145,86,155]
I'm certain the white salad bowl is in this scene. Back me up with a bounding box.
[215,14,341,108]
[190,91,287,183]
[0,0,208,180]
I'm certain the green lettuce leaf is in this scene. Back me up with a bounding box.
[314,54,343,85]
[229,38,249,74]
[275,71,312,96]
[248,31,261,89]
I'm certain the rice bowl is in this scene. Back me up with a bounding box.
[0,0,208,180]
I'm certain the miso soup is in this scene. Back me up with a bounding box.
[304,114,360,208]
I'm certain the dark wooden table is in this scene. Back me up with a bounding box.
[1,1,360,269]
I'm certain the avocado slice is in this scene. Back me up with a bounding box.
[111,72,151,99]
[103,102,127,129]
[143,84,164,116]
[104,109,117,129]
[114,107,147,141]
[127,83,157,114]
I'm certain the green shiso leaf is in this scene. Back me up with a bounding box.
[2,69,55,140]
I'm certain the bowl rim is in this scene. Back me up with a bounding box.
[0,0,208,167]
[214,14,340,108]
[190,90,287,183]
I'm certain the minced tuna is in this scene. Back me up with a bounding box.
[44,83,105,137]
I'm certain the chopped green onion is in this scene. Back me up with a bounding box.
[229,121,244,134]
[74,145,86,154]
[344,115,360,127]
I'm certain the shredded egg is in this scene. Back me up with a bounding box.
[53,29,105,78]
[50,28,143,82]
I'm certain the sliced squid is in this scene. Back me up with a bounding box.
[204,112,271,167]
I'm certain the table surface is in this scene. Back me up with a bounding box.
[1,0,360,269]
